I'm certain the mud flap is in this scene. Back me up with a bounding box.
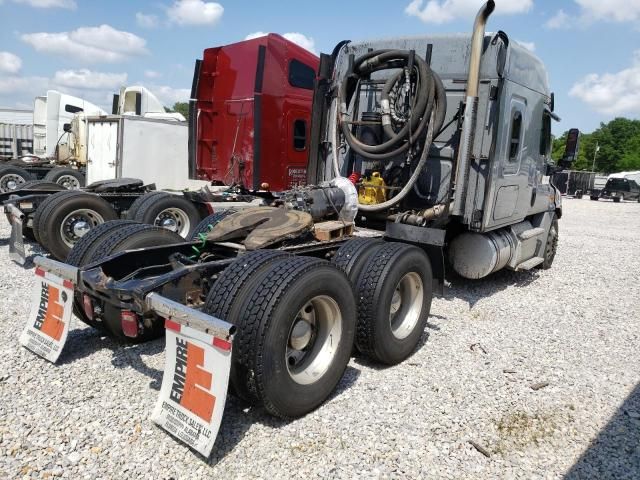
[6,204,26,265]
[149,294,234,457]
[19,266,75,363]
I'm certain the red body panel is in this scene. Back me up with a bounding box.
[194,34,318,191]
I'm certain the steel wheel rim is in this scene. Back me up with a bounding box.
[57,174,81,190]
[389,272,423,340]
[154,207,190,237]
[286,295,343,385]
[0,173,26,192]
[59,209,105,248]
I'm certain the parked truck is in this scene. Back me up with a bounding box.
[0,87,186,193]
[20,1,570,457]
[3,35,319,261]
[598,171,640,202]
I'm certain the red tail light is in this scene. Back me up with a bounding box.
[82,295,94,320]
[120,310,139,338]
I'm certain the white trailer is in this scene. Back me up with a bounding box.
[83,115,207,190]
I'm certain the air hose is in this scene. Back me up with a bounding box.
[335,49,447,212]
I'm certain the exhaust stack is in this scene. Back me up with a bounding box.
[451,0,495,216]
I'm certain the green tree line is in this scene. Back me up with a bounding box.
[553,118,640,173]
[165,102,190,120]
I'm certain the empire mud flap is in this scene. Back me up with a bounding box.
[149,293,235,457]
[20,257,236,457]
[19,256,77,362]
[6,203,26,265]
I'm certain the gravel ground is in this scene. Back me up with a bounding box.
[0,198,639,479]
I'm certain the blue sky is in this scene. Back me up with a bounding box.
[1,0,639,135]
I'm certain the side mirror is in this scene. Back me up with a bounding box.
[559,128,580,169]
[63,123,72,133]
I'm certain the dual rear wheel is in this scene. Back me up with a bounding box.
[203,238,433,418]
[30,190,203,259]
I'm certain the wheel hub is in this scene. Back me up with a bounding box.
[160,217,178,231]
[285,296,343,385]
[289,320,313,350]
[0,174,25,192]
[72,220,90,238]
[389,272,424,340]
[57,175,81,190]
[59,209,105,248]
[155,207,189,236]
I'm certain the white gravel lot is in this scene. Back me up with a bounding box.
[0,198,639,479]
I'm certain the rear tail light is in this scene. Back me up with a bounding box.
[121,310,139,338]
[82,295,94,320]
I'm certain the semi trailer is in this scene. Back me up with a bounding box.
[3,35,319,262]
[20,1,571,457]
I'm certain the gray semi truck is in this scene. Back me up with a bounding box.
[20,1,572,457]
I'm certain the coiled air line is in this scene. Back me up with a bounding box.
[335,49,447,212]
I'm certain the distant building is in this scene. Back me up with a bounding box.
[0,107,33,125]
[0,108,34,158]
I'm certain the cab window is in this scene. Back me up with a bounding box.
[293,119,307,150]
[509,111,523,162]
[539,112,552,156]
[289,60,315,90]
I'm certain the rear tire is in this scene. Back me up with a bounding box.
[87,224,184,341]
[203,250,292,401]
[66,220,139,330]
[127,192,200,238]
[32,190,89,246]
[354,242,433,365]
[331,238,384,284]
[0,165,33,193]
[36,191,118,260]
[613,197,621,203]
[220,257,356,418]
[43,167,85,189]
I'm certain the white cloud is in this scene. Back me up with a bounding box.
[144,70,161,79]
[167,0,224,26]
[569,51,640,116]
[0,75,48,95]
[0,51,22,74]
[545,9,570,29]
[244,31,317,54]
[575,0,640,23]
[136,12,159,28]
[21,25,148,63]
[148,85,191,105]
[52,69,127,90]
[11,0,76,9]
[405,0,532,24]
[517,40,535,52]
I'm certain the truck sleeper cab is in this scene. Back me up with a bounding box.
[190,33,319,192]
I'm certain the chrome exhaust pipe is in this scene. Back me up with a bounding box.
[452,0,495,216]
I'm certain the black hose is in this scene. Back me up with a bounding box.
[338,49,446,161]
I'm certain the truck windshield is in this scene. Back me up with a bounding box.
[605,178,630,191]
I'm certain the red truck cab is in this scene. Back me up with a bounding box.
[189,34,319,192]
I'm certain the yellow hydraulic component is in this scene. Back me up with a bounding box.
[358,172,387,205]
